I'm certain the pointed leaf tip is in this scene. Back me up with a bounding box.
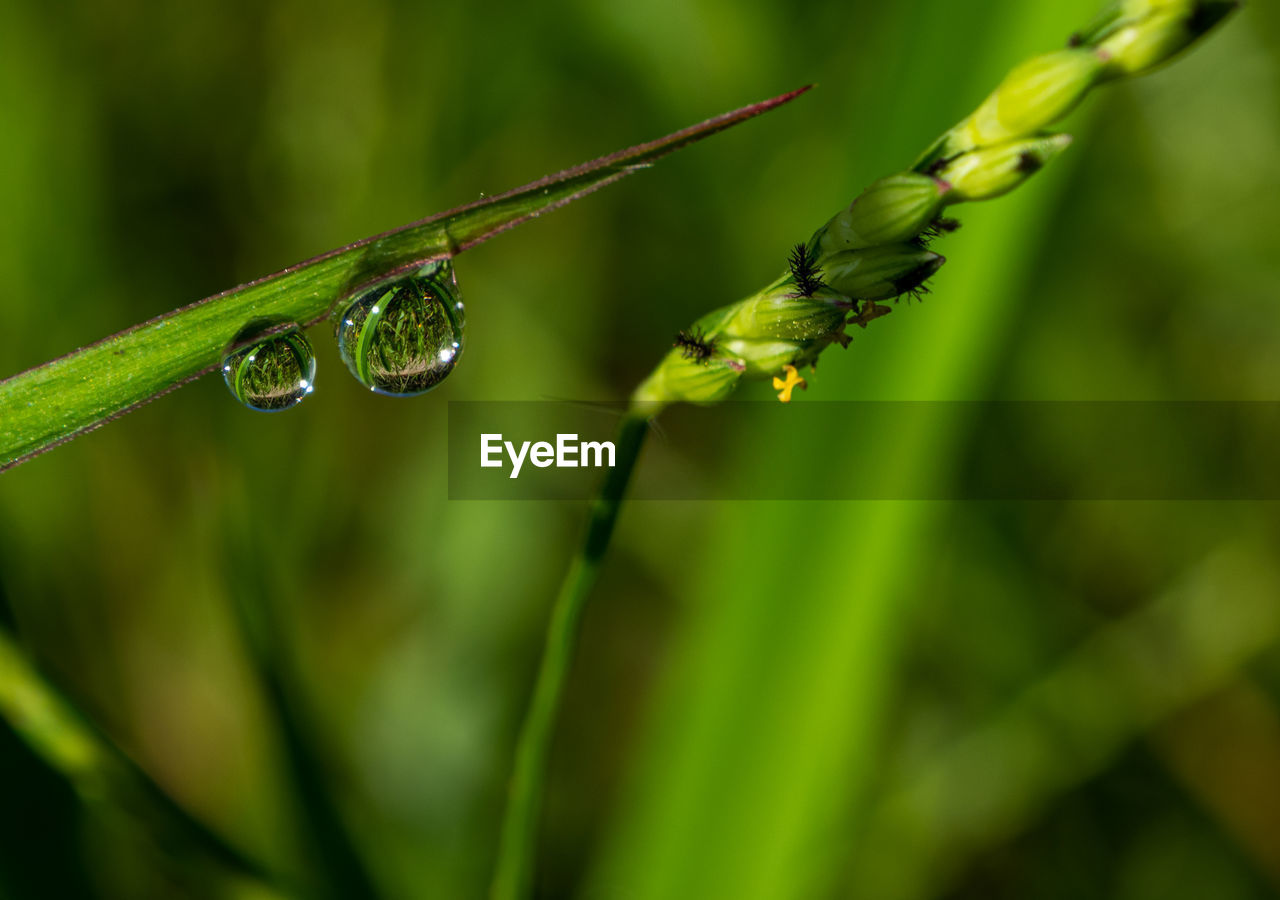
[440,85,815,251]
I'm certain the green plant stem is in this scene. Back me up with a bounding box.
[491,414,649,900]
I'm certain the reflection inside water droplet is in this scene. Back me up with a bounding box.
[334,258,466,397]
[221,324,316,412]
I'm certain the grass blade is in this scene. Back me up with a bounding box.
[0,626,278,891]
[222,519,382,900]
[0,86,810,472]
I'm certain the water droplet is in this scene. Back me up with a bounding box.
[334,258,466,396]
[221,324,317,412]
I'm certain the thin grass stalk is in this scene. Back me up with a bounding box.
[491,415,648,900]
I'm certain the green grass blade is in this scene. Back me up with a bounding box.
[223,539,382,900]
[855,546,1280,900]
[0,86,809,472]
[0,626,278,891]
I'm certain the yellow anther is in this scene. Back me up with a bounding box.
[772,365,807,403]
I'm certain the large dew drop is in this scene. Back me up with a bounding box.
[221,324,316,412]
[335,258,465,397]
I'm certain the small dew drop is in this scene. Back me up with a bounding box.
[221,324,317,412]
[334,258,466,397]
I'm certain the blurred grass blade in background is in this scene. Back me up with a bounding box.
[225,576,381,899]
[0,627,281,895]
[0,86,809,473]
[853,544,1280,899]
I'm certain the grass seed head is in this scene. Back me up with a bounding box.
[1096,2,1238,77]
[631,0,1236,415]
[822,245,946,301]
[726,290,848,343]
[634,352,745,412]
[936,134,1074,203]
[817,174,950,256]
[953,48,1106,152]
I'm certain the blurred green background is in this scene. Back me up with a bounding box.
[2,0,1280,898]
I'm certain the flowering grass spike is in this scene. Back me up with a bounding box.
[495,4,1241,899]
[631,0,1237,413]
